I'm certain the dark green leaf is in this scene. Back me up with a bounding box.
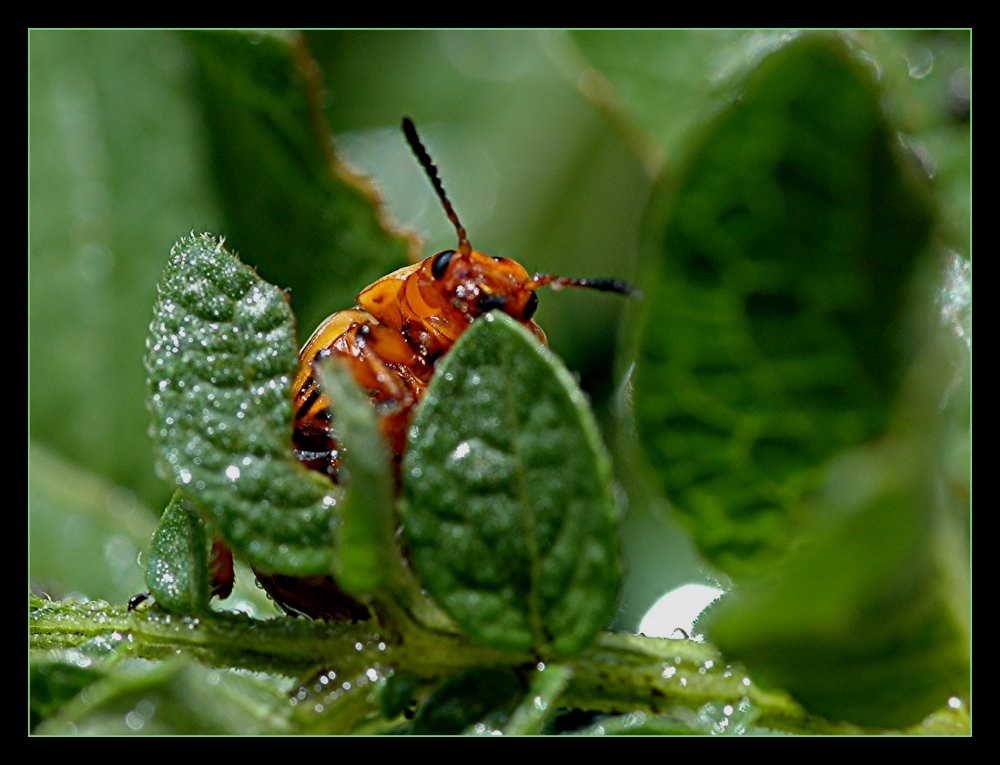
[145,232,339,575]
[314,359,396,599]
[401,312,621,656]
[703,436,970,728]
[701,312,970,729]
[631,33,935,575]
[182,30,415,335]
[408,667,524,735]
[144,492,211,614]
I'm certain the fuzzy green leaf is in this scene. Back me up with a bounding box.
[145,232,338,575]
[631,33,935,575]
[145,492,211,614]
[401,313,621,657]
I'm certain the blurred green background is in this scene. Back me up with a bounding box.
[28,30,970,632]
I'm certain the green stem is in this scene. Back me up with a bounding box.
[28,595,856,733]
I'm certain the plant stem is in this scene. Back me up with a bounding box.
[27,594,859,733]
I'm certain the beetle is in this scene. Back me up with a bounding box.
[160,118,637,621]
[290,118,637,483]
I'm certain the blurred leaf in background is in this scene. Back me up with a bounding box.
[626,31,969,726]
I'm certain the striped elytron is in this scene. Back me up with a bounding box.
[247,118,636,620]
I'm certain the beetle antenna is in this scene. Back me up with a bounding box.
[530,274,643,300]
[402,117,472,258]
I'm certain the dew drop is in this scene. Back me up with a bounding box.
[905,48,934,79]
[124,710,145,731]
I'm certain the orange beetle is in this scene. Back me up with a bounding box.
[291,118,637,481]
[259,118,636,620]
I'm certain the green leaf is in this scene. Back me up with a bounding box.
[314,358,396,599]
[703,437,970,728]
[701,311,970,728]
[29,443,156,604]
[144,492,211,614]
[34,658,292,735]
[401,312,621,657]
[30,653,108,731]
[145,232,339,575]
[631,33,935,575]
[181,30,415,335]
[408,667,524,735]
[567,30,751,172]
[28,31,221,508]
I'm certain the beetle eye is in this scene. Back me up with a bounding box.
[431,250,455,280]
[521,291,539,321]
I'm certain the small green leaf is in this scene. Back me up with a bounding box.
[314,358,396,599]
[145,492,211,614]
[631,33,935,575]
[401,312,621,657]
[145,232,339,575]
[408,667,524,735]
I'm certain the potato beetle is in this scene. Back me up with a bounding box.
[254,118,636,620]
